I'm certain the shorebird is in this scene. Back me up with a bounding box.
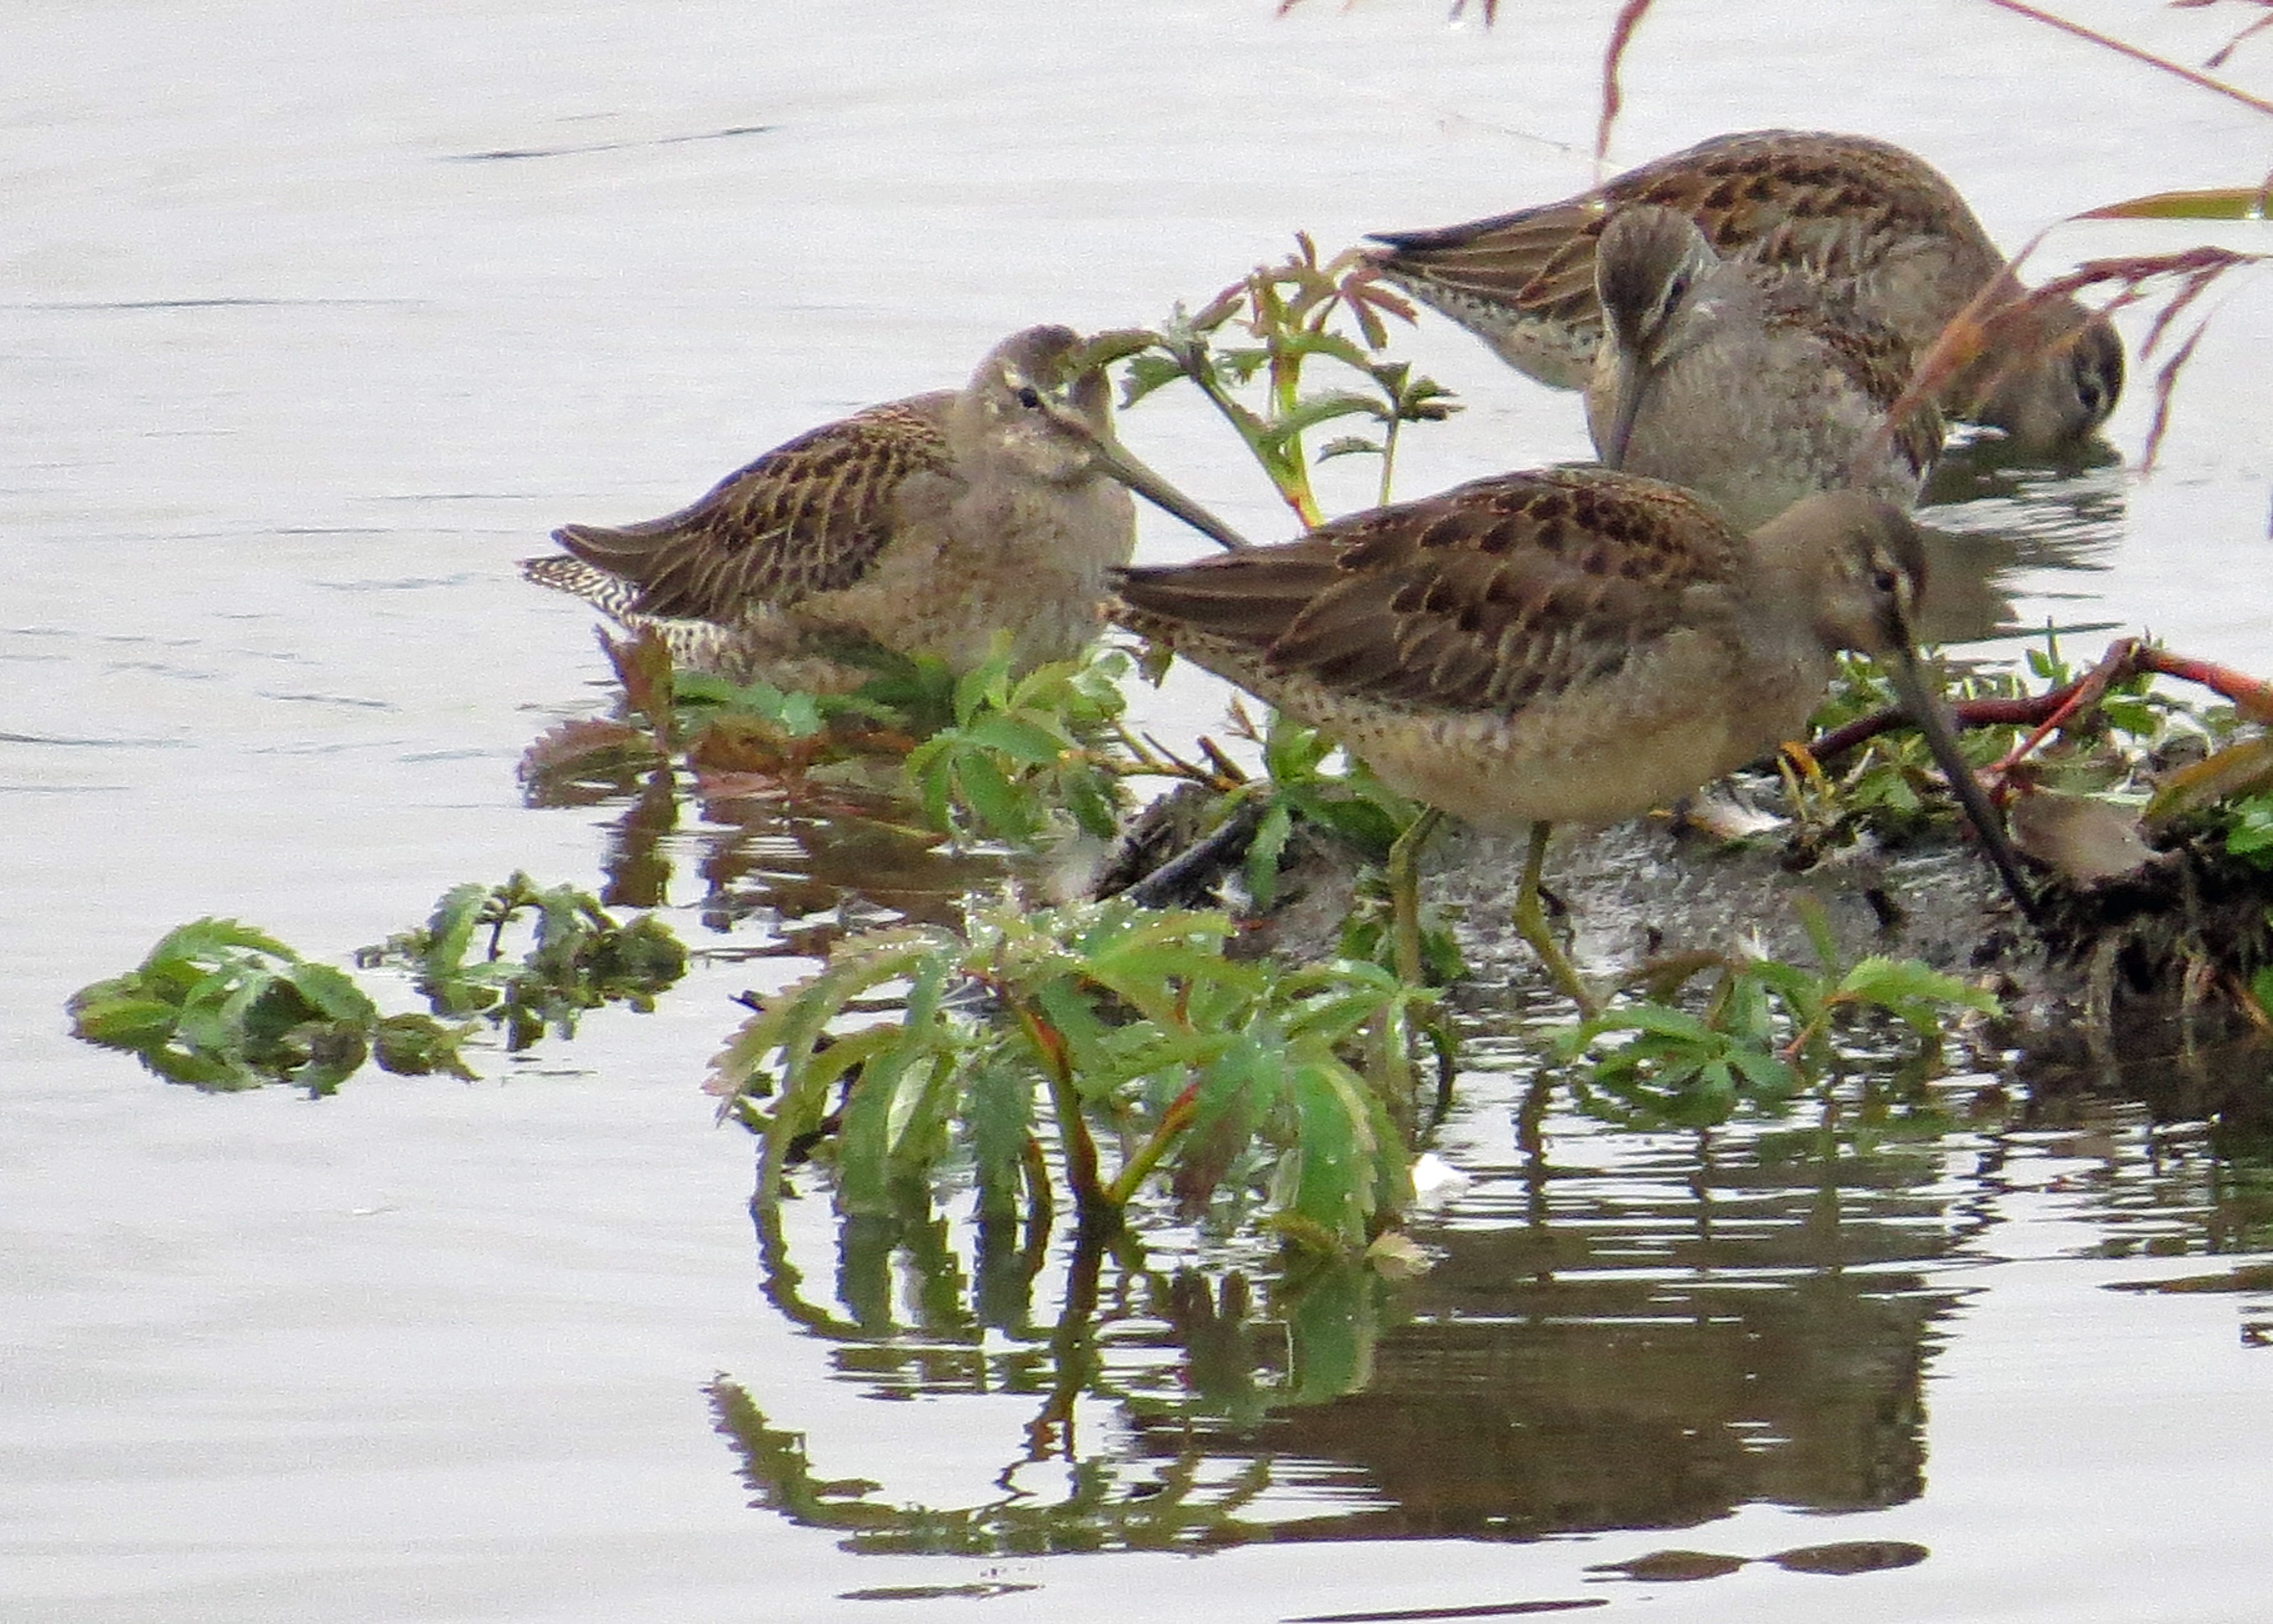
[1111,465,2037,1006]
[1369,129,2124,454]
[524,325,1240,692]
[1587,204,1942,529]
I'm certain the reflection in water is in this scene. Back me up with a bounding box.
[715,1088,1980,1555]
[707,974,2273,1559]
[1921,433,2133,644]
[524,739,1011,949]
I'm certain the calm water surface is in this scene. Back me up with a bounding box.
[6,3,2272,1620]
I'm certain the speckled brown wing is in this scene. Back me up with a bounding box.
[1371,131,2001,341]
[1756,270,1945,480]
[549,393,957,622]
[1615,131,1997,284]
[1114,470,1747,717]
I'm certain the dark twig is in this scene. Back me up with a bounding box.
[1114,799,1268,910]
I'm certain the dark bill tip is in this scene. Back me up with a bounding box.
[1883,648,2044,929]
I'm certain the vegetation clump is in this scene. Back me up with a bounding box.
[709,896,1434,1251]
[69,877,686,1093]
[69,919,476,1095]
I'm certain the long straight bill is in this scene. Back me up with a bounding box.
[1052,406,1252,553]
[1883,647,2044,928]
[1597,344,1644,470]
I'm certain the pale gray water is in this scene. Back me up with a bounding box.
[6,2,2272,1620]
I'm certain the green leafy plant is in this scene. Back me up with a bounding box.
[709,896,1432,1253]
[68,919,475,1095]
[1115,234,1458,526]
[903,643,1138,844]
[356,873,686,1050]
[1213,705,1464,983]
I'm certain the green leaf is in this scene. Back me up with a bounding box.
[283,961,379,1025]
[959,714,1069,767]
[282,1020,370,1097]
[1254,390,1382,447]
[1245,799,1293,910]
[66,979,181,1051]
[371,1014,478,1080]
[1276,1059,1377,1249]
[1838,956,1998,1017]
[951,750,1035,842]
[419,881,491,983]
[883,958,955,1168]
[1727,1043,1799,1101]
[1058,763,1120,840]
[143,917,300,970]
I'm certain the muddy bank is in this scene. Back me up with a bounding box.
[1101,778,2273,1103]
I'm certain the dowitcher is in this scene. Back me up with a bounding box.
[1587,204,1942,529]
[1369,129,2124,454]
[524,325,1240,691]
[1111,465,2037,1005]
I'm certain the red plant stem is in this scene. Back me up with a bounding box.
[2138,647,2273,723]
[1810,684,2087,764]
[1595,0,1658,165]
[1015,999,1104,1214]
[1813,638,2273,781]
[1991,640,2146,773]
[1104,1075,1204,1210]
[1809,644,2140,769]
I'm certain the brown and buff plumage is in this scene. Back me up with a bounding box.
[524,325,1142,691]
[1368,129,2123,454]
[1112,465,2039,1001]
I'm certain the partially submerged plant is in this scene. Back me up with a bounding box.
[65,877,693,1095]
[357,872,687,1051]
[68,919,476,1095]
[1555,900,2000,1129]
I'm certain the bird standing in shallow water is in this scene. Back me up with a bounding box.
[525,325,1236,692]
[1111,465,2037,1007]
[1368,129,2124,456]
[1587,204,1942,529]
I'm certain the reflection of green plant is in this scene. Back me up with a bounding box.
[1556,904,1998,1128]
[709,1222,1397,1555]
[68,919,475,1094]
[356,873,686,1051]
[712,896,1429,1249]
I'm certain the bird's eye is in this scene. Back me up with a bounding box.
[1661,273,1690,313]
[1015,385,1044,410]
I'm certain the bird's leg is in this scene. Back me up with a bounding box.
[1512,821,1597,1015]
[1387,806,1444,985]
